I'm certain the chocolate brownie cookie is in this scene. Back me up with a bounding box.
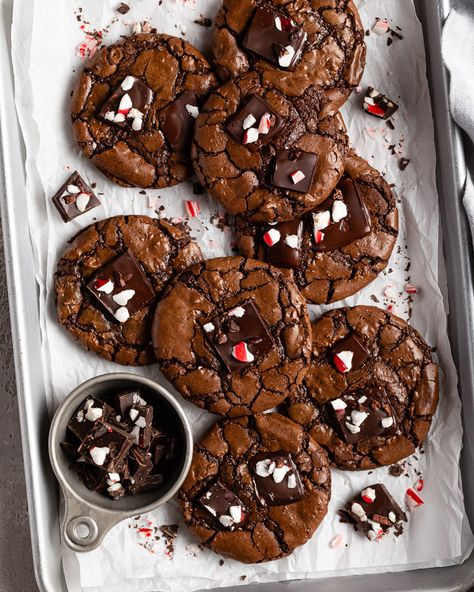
[71,33,217,188]
[212,0,366,115]
[152,256,312,416]
[55,215,202,365]
[286,306,439,470]
[192,71,348,223]
[236,152,398,304]
[180,412,330,563]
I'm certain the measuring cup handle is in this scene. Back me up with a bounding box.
[61,490,121,552]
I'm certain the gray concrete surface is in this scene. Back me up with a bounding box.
[0,216,37,591]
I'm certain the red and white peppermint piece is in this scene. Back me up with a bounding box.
[94,278,114,294]
[312,210,331,231]
[243,127,259,145]
[285,234,299,249]
[333,350,353,373]
[242,114,257,130]
[351,502,367,520]
[258,113,273,134]
[330,534,344,549]
[112,289,135,306]
[104,111,115,122]
[185,200,201,217]
[415,478,424,492]
[405,283,418,294]
[263,228,281,246]
[384,282,397,299]
[406,487,424,508]
[332,200,348,223]
[90,446,110,466]
[330,398,347,412]
[118,93,132,114]
[232,341,254,363]
[278,45,295,68]
[290,170,306,185]
[314,230,325,243]
[121,76,135,91]
[364,102,386,118]
[361,487,376,503]
[75,192,91,212]
[373,18,389,35]
[229,505,244,523]
[228,306,245,318]
[114,306,130,323]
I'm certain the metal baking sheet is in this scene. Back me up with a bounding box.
[1,0,474,590]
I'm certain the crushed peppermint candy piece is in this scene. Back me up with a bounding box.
[263,228,281,246]
[406,487,424,507]
[232,341,255,363]
[332,200,348,223]
[330,534,344,549]
[255,459,276,478]
[90,446,110,466]
[228,306,245,318]
[278,45,296,68]
[121,76,135,91]
[290,170,306,184]
[67,184,80,194]
[203,322,215,333]
[351,502,367,520]
[229,505,244,523]
[118,93,133,114]
[312,210,331,231]
[388,511,397,523]
[243,114,257,129]
[384,283,397,299]
[351,409,369,427]
[405,283,418,294]
[84,405,103,422]
[415,478,424,492]
[94,279,114,294]
[284,234,299,249]
[129,408,139,422]
[373,18,390,35]
[185,200,201,217]
[272,465,290,483]
[358,395,367,404]
[112,289,136,307]
[333,350,354,373]
[75,192,91,212]
[361,487,377,503]
[258,112,273,134]
[381,416,394,428]
[287,474,297,489]
[114,306,130,323]
[330,398,347,411]
[243,127,259,145]
[185,104,200,119]
[345,422,361,434]
[314,229,325,243]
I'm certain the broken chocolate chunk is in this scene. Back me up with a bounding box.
[345,483,407,540]
[311,177,372,251]
[79,421,134,473]
[249,451,304,506]
[67,396,115,442]
[262,219,303,269]
[203,300,275,373]
[363,86,399,119]
[241,7,307,71]
[158,91,199,150]
[331,333,370,373]
[86,249,156,324]
[271,149,317,193]
[115,390,147,417]
[127,404,153,448]
[52,171,100,222]
[328,386,397,445]
[98,76,153,131]
[198,481,248,529]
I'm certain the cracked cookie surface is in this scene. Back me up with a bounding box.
[286,306,439,470]
[212,0,366,116]
[179,412,330,563]
[71,33,217,188]
[236,152,398,304]
[152,256,312,416]
[192,71,348,223]
[55,215,203,365]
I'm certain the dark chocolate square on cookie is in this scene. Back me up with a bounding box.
[262,219,304,269]
[241,7,307,71]
[198,481,248,529]
[98,75,153,131]
[331,333,369,373]
[86,250,156,324]
[202,300,275,373]
[52,171,100,222]
[249,451,304,506]
[345,483,407,540]
[311,177,372,251]
[226,93,285,147]
[158,91,199,150]
[328,386,397,445]
[272,149,317,193]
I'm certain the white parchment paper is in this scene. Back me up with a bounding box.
[10,0,474,590]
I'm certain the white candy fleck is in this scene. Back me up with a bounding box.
[312,210,331,231]
[287,474,297,489]
[388,511,396,523]
[114,113,126,123]
[351,410,369,427]
[186,104,200,118]
[135,416,147,429]
[229,505,243,523]
[131,116,143,131]
[203,322,215,333]
[129,408,139,421]
[132,393,147,405]
[274,16,282,31]
[272,465,290,483]
[90,446,110,466]
[255,459,276,477]
[114,306,130,323]
[96,280,114,294]
[332,200,348,223]
[228,306,245,318]
[381,416,394,428]
[331,398,347,411]
[107,482,123,493]
[75,192,91,212]
[113,289,136,306]
[76,410,84,423]
[219,515,234,528]
[244,127,259,144]
[107,472,120,484]
[130,425,140,444]
[203,504,216,517]
[284,234,299,249]
[345,422,361,434]
[121,76,135,91]
[351,502,367,520]
[118,93,133,113]
[67,184,80,194]
[243,114,257,129]
[335,350,353,372]
[265,228,281,245]
[104,111,115,121]
[278,45,295,68]
[358,395,367,404]
[367,529,377,541]
[85,406,103,422]
[361,487,376,502]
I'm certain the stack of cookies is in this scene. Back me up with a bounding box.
[53,0,439,564]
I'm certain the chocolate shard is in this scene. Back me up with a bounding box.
[262,219,303,269]
[78,421,134,473]
[67,396,115,441]
[331,333,369,373]
[126,404,153,448]
[198,481,248,529]
[158,91,199,150]
[52,171,100,222]
[115,390,147,417]
[249,450,304,506]
[363,86,399,120]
